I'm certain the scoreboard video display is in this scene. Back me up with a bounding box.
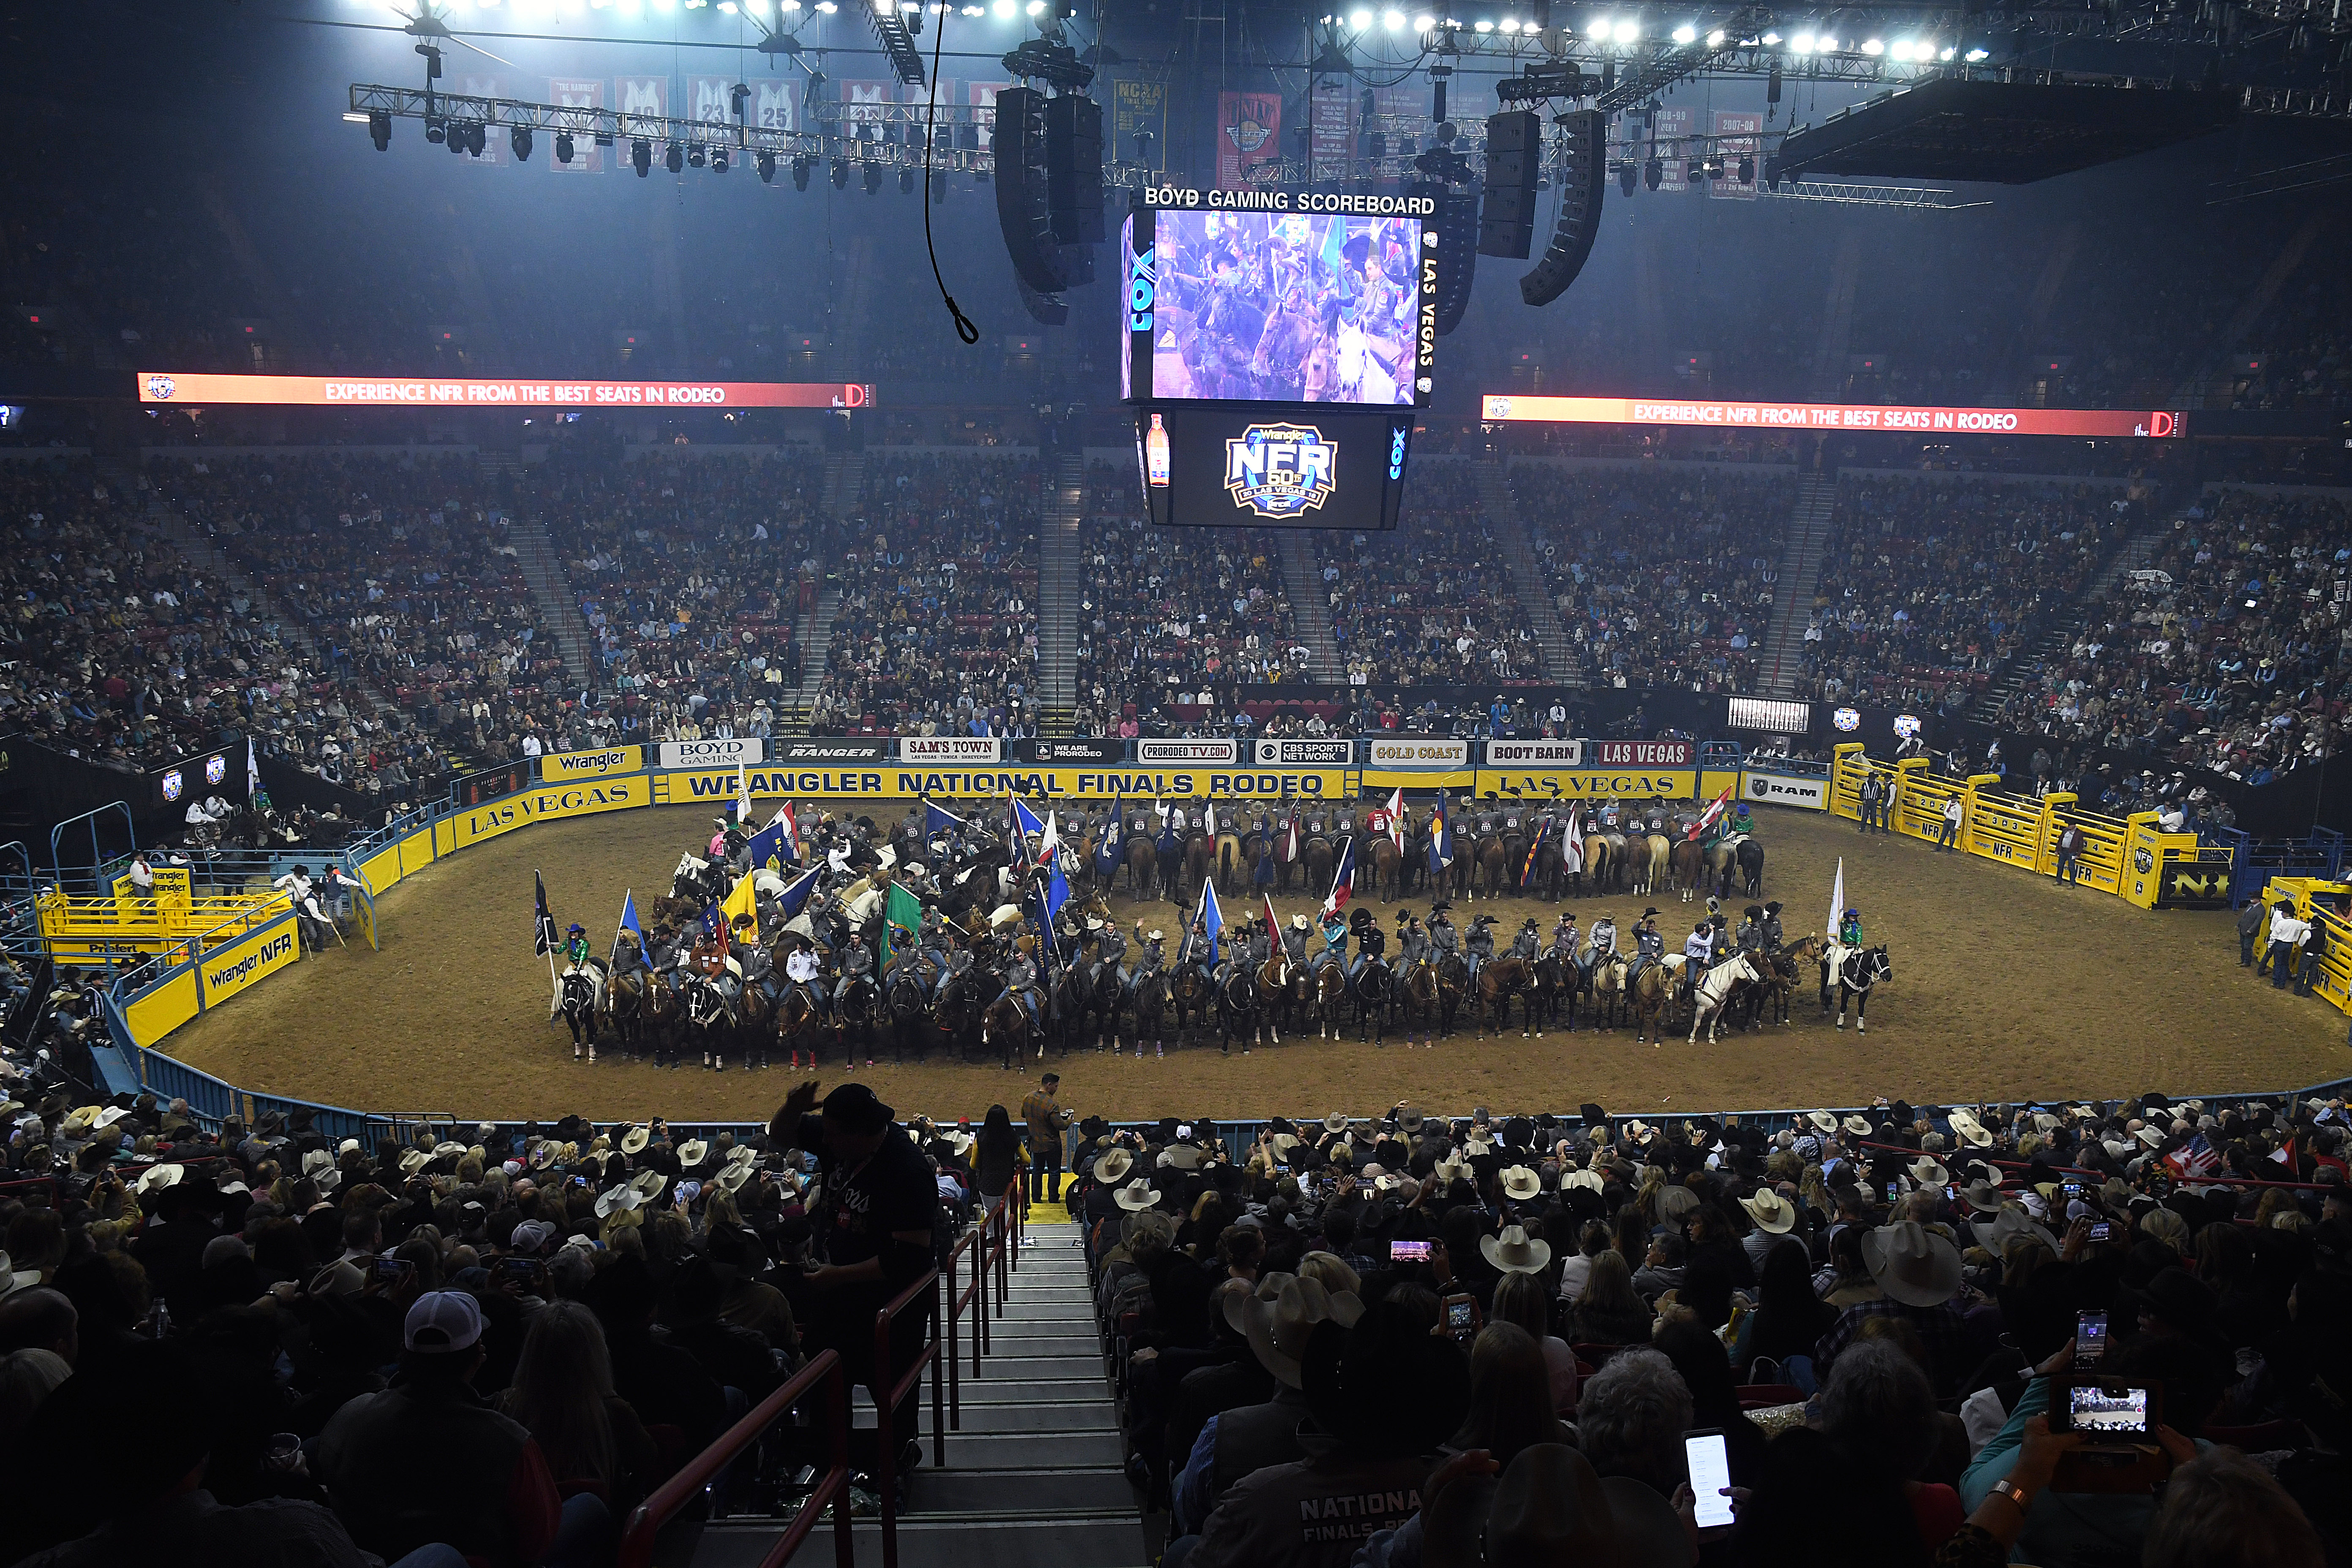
[1134,403,1413,530]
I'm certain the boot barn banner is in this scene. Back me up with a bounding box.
[1218,91,1282,189]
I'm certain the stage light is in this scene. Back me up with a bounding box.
[1383,8,1405,27]
[1888,38,1910,58]
[757,149,775,180]
[1612,16,1636,41]
[1644,154,1661,189]
[1025,0,1044,12]
[1860,36,1882,53]
[688,143,705,167]
[370,109,392,150]
[466,120,487,155]
[1585,15,1609,37]
[1473,17,1492,28]
[1760,29,1779,42]
[711,146,728,172]
[1619,160,1636,194]
[899,166,915,193]
[1707,26,1723,41]
[1499,16,1519,30]
[511,123,533,159]
[1737,152,1752,182]
[449,122,470,155]
[719,0,737,11]
[1348,8,1372,26]
[633,136,652,174]
[667,142,684,172]
[1790,31,1813,51]
[555,131,574,162]
[1671,22,1694,42]
[426,117,447,143]
[1816,34,1836,50]
[961,3,980,11]
[991,0,1013,14]
[1414,13,1435,27]
[1963,45,1987,59]
[862,160,882,192]
[830,155,849,186]
[1941,45,1957,59]
[343,110,369,123]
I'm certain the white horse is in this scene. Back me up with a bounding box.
[1688,953,1761,1045]
[554,960,609,1061]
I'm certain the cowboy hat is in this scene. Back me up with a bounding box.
[1240,1272,1363,1389]
[1113,1178,1162,1212]
[1292,914,1310,930]
[1946,1107,1993,1149]
[1499,1166,1542,1201]
[1841,1115,1874,1138]
[714,1161,756,1192]
[630,1169,669,1201]
[1657,1184,1701,1222]
[430,1141,467,1159]
[1970,1204,2061,1256]
[1093,1148,1134,1184]
[1462,1134,1497,1156]
[0,1250,43,1298]
[1560,1168,1605,1195]
[1322,1111,1350,1134]
[1805,1111,1838,1135]
[1480,1225,1552,1274]
[594,1184,645,1219]
[1159,1143,1203,1171]
[1908,1157,1950,1188]
[1395,1105,1425,1133]
[1268,1132,1301,1157]
[1957,1177,2007,1214]
[399,1149,433,1176]
[133,1163,183,1195]
[1862,1220,1963,1308]
[1434,1153,1472,1185]
[677,1138,709,1167]
[620,1127,651,1156]
[60,1106,101,1136]
[93,1107,129,1130]
[1741,1189,1798,1234]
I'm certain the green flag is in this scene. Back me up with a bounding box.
[883,883,924,967]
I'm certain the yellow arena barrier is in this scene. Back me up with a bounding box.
[40,885,292,962]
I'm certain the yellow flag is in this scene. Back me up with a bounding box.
[723,869,760,943]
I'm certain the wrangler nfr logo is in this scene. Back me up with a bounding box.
[1225,422,1336,519]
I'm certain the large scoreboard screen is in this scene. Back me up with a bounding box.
[1134,403,1413,530]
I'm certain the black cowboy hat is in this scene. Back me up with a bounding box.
[1430,902,1452,915]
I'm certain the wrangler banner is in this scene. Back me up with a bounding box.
[1473,769,1700,801]
[199,915,302,1009]
[657,766,1357,803]
[540,746,644,783]
[436,778,646,854]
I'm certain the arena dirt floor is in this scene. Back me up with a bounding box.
[166,803,2350,1125]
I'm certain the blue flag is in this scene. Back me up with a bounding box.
[745,820,788,870]
[1200,877,1225,964]
[924,800,966,836]
[1428,800,1453,872]
[1012,795,1046,838]
[700,901,724,943]
[776,866,822,916]
[1044,866,1070,924]
[615,889,644,963]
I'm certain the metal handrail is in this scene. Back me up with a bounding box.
[616,1347,854,1568]
[872,1267,945,1568]
[943,1228,982,1432]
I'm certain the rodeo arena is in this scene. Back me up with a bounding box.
[16,7,2352,1568]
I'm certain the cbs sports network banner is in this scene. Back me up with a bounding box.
[1122,186,1436,532]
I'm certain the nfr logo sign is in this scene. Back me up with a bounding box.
[1225,422,1336,519]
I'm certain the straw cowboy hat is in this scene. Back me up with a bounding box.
[1805,1111,1838,1135]
[1239,1273,1363,1389]
[1500,1166,1542,1201]
[1971,1204,2061,1256]
[676,1139,710,1167]
[630,1169,669,1201]
[1946,1108,1993,1149]
[1840,1115,1873,1138]
[714,1161,757,1192]
[594,1184,645,1219]
[1480,1225,1552,1274]
[0,1251,44,1299]
[1462,1133,1497,1156]
[1957,1177,2007,1215]
[60,1106,101,1136]
[1908,1157,1950,1189]
[1740,1189,1798,1234]
[1434,1153,1473,1185]
[620,1127,651,1156]
[1322,1112,1351,1134]
[133,1164,183,1196]
[1560,1168,1605,1195]
[1268,1132,1301,1157]
[1113,1177,1162,1212]
[1093,1149,1134,1184]
[1862,1220,1963,1308]
[400,1149,433,1176]
[1159,1143,1203,1172]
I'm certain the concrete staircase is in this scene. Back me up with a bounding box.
[507,514,596,694]
[1037,455,1085,733]
[691,1222,1146,1568]
[774,453,864,734]
[1274,534,1345,681]
[1475,460,1579,685]
[1969,509,2174,725]
[1756,472,1840,698]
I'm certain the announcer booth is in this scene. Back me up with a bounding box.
[1122,186,1435,531]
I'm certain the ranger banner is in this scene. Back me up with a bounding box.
[657,765,1356,802]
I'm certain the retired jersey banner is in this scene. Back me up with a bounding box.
[1217,90,1282,189]
[751,77,796,137]
[616,74,668,139]
[841,79,899,131]
[549,79,606,172]
[687,75,738,137]
[1652,106,1693,191]
[455,74,509,165]
[137,373,872,409]
[1712,111,1764,199]
[1309,79,1356,182]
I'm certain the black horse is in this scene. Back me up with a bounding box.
[1355,958,1394,1045]
[1737,837,1766,898]
[1821,945,1892,1034]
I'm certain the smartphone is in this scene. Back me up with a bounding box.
[504,1256,539,1277]
[1390,1239,1432,1262]
[1177,1124,1192,1140]
[1885,1181,1901,1201]
[2074,1310,2107,1367]
[2050,1377,2155,1437]
[1441,1292,1479,1341]
[374,1258,406,1279]
[2090,1221,2112,1242]
[1685,1430,1735,1530]
[2063,1181,2084,1200]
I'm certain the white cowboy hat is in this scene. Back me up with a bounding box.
[300,1149,336,1178]
[1434,1153,1472,1184]
[1560,1168,1605,1195]
[677,1139,710,1167]
[2031,1112,2061,1135]
[630,1169,669,1201]
[1240,1273,1363,1389]
[1268,1132,1301,1157]
[93,1107,129,1130]
[1094,1148,1135,1184]
[134,1163,183,1195]
[1862,1220,1963,1308]
[1946,1108,1993,1149]
[1970,1204,2061,1257]
[1740,1190,1798,1234]
[431,1141,467,1158]
[338,1137,364,1156]
[594,1184,645,1219]
[1159,1144,1203,1172]
[1462,1134,1497,1156]
[1840,1115,1874,1138]
[1957,1177,2007,1214]
[400,1149,433,1175]
[1113,1178,1162,1212]
[1148,929,1165,942]
[621,1127,651,1155]
[0,1250,44,1298]
[1322,1112,1350,1134]
[1908,1157,1950,1189]
[1292,915,1310,930]
[1805,1111,1838,1134]
[1499,1166,1542,1201]
[714,1162,756,1192]
[1480,1225,1552,1274]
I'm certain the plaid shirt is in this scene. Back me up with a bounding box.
[1018,1089,1066,1153]
[1814,1296,1976,1396]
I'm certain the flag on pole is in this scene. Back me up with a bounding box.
[1323,836,1356,919]
[735,760,752,824]
[1428,799,1452,872]
[924,799,966,836]
[1827,857,1846,942]
[245,736,261,800]
[1183,876,1225,966]
[772,800,801,860]
[700,899,728,956]
[1038,811,1062,867]
[776,866,822,916]
[1387,787,1407,855]
[1043,864,1071,925]
[745,819,789,872]
[1286,809,1301,864]
[1560,809,1584,875]
[533,871,559,956]
[2164,1132,2221,1179]
[612,889,644,965]
[722,868,760,943]
[883,882,924,968]
[1687,784,1735,842]
[1519,817,1551,888]
[1263,889,1282,944]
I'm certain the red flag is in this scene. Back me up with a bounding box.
[1687,785,1735,842]
[1263,890,1282,945]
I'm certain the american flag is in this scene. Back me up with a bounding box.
[2162,1132,2220,1179]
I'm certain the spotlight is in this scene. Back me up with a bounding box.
[633,137,652,174]
[510,123,533,160]
[1644,154,1661,189]
[711,146,728,172]
[1348,8,1371,25]
[899,166,915,193]
[792,153,812,188]
[862,160,882,193]
[1963,46,1988,59]
[448,122,469,154]
[1671,22,1694,41]
[1414,12,1435,26]
[466,120,487,156]
[1024,0,1043,12]
[688,143,705,167]
[1473,17,1491,27]
[1382,8,1405,27]
[1706,27,1722,43]
[1499,17,1519,31]
[1860,36,1883,53]
[426,116,446,144]
[1585,15,1609,38]
[370,109,392,150]
[555,131,574,162]
[667,142,684,172]
[830,155,850,186]
[1737,153,1753,182]
[991,0,1011,13]
[757,149,776,181]
[1611,16,1636,41]
[1790,31,1813,50]
[1619,160,1636,194]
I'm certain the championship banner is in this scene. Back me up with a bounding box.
[1652,106,1693,191]
[548,79,606,172]
[540,745,642,783]
[1309,78,1356,182]
[1712,111,1764,199]
[199,916,302,1009]
[1217,90,1282,189]
[1367,738,1470,768]
[1475,768,1699,801]
[439,778,645,854]
[136,373,873,409]
[660,765,1354,802]
[1110,79,1166,168]
[1479,394,2183,440]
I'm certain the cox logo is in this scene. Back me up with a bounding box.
[1832,708,1861,732]
[1127,243,1156,334]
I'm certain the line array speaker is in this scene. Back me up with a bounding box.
[1521,109,1606,307]
[1477,109,1542,259]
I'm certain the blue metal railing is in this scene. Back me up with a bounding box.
[2216,827,2347,908]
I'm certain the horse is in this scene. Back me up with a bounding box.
[1525,950,1572,1033]
[1170,965,1214,1048]
[1640,834,1671,896]
[1472,834,1511,901]
[1302,836,1335,903]
[1400,960,1443,1047]
[556,960,607,1062]
[1049,962,1098,1055]
[1580,832,1613,896]
[681,972,737,1071]
[1253,952,1293,1047]
[1737,836,1766,898]
[1670,838,1707,903]
[1821,945,1892,1033]
[670,851,725,906]
[835,973,881,1065]
[780,985,829,1070]
[1628,960,1676,1046]
[1354,958,1393,1044]
[1477,956,1542,1038]
[605,968,645,1058]
[1368,836,1403,902]
[1216,826,1247,893]
[1759,935,1821,1028]
[1587,951,1629,1030]
[642,971,681,1066]
[1274,824,1304,893]
[735,982,776,1070]
[1124,833,1158,900]
[887,964,938,1064]
[1690,954,1765,1044]
[1183,833,1217,904]
[1313,960,1350,1040]
[1705,838,1741,901]
[1215,967,1261,1054]
[980,992,1029,1071]
[1130,971,1172,1058]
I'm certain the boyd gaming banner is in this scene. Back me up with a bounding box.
[548,79,606,172]
[1217,91,1282,189]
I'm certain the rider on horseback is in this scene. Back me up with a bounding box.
[835,929,875,1011]
[784,936,826,1015]
[1552,911,1579,962]
[1840,908,1864,947]
[1509,919,1541,963]
[1464,915,1496,983]
[1584,912,1617,980]
[1127,925,1165,996]
[1004,945,1041,1027]
[1345,907,1377,988]
[563,924,591,969]
[1318,908,1349,977]
[1429,904,1459,965]
[1680,919,1712,1005]
[1761,901,1786,953]
[1282,914,1312,965]
[1736,905,1766,955]
[1398,912,1429,968]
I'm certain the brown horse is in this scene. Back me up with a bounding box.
[1314,961,1349,1040]
[1303,836,1335,903]
[779,985,826,1070]
[1473,835,1511,901]
[1670,838,1707,903]
[1184,833,1217,904]
[1217,829,1248,893]
[1124,833,1158,900]
[1475,955,1537,1038]
[1400,961,1442,1047]
[1629,961,1677,1046]
[1255,953,1294,1045]
[641,971,681,1065]
[980,993,1029,1071]
[1759,935,1822,1028]
[1368,837,1402,902]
